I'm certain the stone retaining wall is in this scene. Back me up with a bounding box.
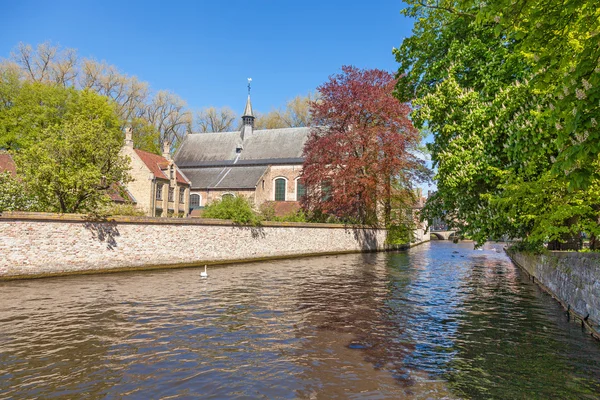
[509,250,600,337]
[0,212,428,279]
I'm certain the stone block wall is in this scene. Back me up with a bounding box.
[509,250,600,334]
[0,212,426,279]
[254,164,303,204]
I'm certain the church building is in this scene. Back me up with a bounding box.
[174,94,310,213]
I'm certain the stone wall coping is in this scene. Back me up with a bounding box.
[508,248,600,260]
[0,211,385,230]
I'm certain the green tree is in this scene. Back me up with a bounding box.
[0,171,40,212]
[463,0,600,188]
[7,84,130,213]
[395,1,600,249]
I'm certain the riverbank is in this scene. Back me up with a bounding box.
[0,211,429,280]
[508,249,600,340]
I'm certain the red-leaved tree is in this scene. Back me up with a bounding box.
[301,66,426,225]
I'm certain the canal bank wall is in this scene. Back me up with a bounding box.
[508,250,600,338]
[0,212,429,280]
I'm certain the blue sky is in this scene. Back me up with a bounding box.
[1,0,415,115]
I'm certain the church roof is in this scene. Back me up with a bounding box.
[183,165,268,189]
[174,127,311,168]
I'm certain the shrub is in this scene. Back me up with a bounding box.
[106,203,146,217]
[202,196,261,225]
[259,202,308,222]
[386,223,413,245]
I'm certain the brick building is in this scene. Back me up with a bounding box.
[121,130,191,217]
[174,95,309,213]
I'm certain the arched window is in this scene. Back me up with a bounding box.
[274,178,287,201]
[321,180,332,201]
[296,178,306,201]
[190,194,201,208]
[222,193,235,200]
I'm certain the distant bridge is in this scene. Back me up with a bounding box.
[430,230,458,240]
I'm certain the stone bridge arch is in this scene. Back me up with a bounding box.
[430,230,457,240]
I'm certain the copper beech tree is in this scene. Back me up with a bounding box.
[301,66,426,225]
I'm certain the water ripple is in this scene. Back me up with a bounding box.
[1,242,600,399]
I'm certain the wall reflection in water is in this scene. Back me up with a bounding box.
[1,241,600,399]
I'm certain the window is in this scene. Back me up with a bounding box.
[190,194,201,208]
[296,179,306,201]
[274,178,286,201]
[179,187,185,203]
[321,181,332,201]
[170,167,174,180]
[222,193,235,200]
[155,209,162,217]
[168,187,174,202]
[156,183,163,200]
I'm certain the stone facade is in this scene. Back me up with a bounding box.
[0,212,428,280]
[121,132,190,217]
[509,250,600,336]
[254,164,303,204]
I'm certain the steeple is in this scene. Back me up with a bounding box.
[242,78,255,127]
[242,95,254,123]
[240,78,254,142]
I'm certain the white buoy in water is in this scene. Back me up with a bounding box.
[201,265,208,278]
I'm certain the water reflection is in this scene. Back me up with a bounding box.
[1,242,599,399]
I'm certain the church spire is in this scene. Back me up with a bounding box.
[240,78,254,141]
[242,78,255,126]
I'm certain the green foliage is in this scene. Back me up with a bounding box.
[396,0,600,249]
[202,196,262,225]
[258,202,308,222]
[386,223,413,246]
[130,117,161,155]
[104,203,145,217]
[1,83,131,213]
[464,0,600,188]
[0,171,40,212]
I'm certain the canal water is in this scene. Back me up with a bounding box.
[1,241,600,399]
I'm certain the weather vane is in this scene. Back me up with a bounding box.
[247,78,252,95]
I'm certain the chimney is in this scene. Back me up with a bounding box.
[162,141,171,160]
[124,127,133,147]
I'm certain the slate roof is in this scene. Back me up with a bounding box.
[174,126,311,190]
[0,153,16,176]
[183,166,268,189]
[134,149,190,185]
[174,127,310,168]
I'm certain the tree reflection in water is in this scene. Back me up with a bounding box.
[1,242,599,399]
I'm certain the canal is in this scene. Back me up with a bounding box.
[1,241,600,399]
